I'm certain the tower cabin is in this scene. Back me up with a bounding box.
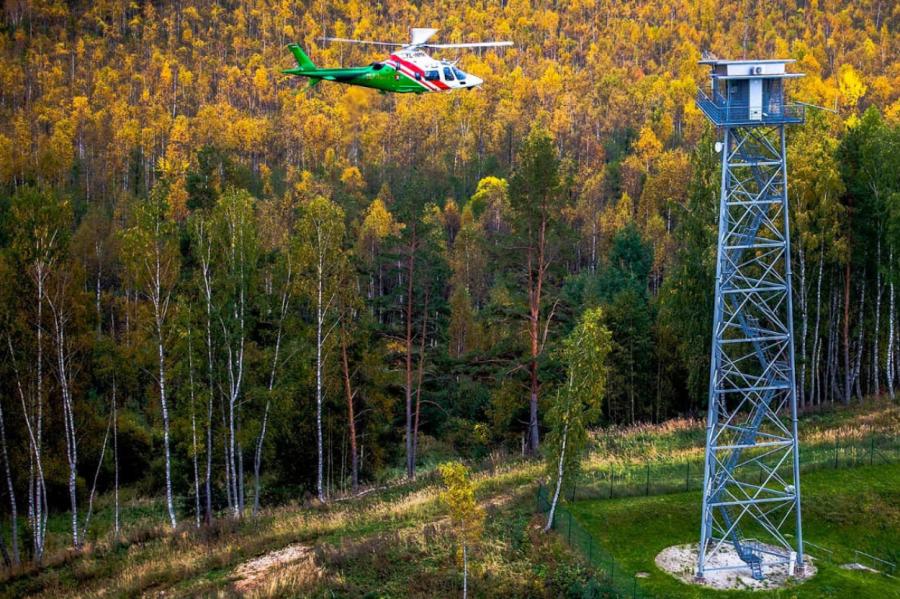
[697,59,804,126]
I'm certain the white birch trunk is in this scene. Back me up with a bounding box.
[49,293,79,550]
[151,225,177,529]
[188,324,201,528]
[887,246,895,399]
[8,332,47,563]
[316,246,325,502]
[221,213,248,518]
[874,239,882,395]
[852,276,865,399]
[811,252,824,406]
[798,244,808,406]
[81,411,111,541]
[156,314,176,529]
[112,380,120,537]
[34,266,47,561]
[0,378,19,565]
[544,418,569,533]
[254,260,291,516]
[200,236,215,524]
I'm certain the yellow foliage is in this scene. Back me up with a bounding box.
[600,193,634,239]
[838,64,867,112]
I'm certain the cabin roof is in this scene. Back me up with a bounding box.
[698,59,796,65]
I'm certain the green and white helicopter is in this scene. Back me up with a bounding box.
[283,28,512,93]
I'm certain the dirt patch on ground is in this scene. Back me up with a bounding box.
[232,543,322,595]
[655,543,816,591]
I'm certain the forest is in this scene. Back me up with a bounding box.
[0,0,897,572]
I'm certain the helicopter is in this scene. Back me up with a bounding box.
[283,28,512,93]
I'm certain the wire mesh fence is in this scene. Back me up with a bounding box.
[571,434,899,502]
[536,484,654,598]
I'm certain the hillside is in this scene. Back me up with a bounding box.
[1,400,896,597]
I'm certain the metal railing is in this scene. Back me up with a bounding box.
[696,90,805,126]
[853,550,897,577]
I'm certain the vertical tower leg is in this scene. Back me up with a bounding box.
[697,124,803,580]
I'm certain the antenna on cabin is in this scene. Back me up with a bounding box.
[796,101,839,114]
[695,58,806,582]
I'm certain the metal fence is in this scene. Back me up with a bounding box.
[536,433,899,598]
[536,484,653,598]
[572,434,899,502]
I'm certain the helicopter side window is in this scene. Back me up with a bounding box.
[443,67,455,81]
[453,68,466,81]
[425,70,440,81]
[371,62,384,71]
[414,72,422,81]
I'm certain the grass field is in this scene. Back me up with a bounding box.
[568,463,900,598]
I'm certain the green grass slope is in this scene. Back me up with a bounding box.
[569,463,900,598]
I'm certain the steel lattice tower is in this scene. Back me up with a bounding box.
[695,59,806,581]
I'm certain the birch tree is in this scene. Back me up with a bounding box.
[789,113,845,405]
[0,353,18,566]
[46,261,81,549]
[296,196,347,503]
[7,186,70,562]
[439,461,484,599]
[190,213,216,523]
[121,183,180,529]
[211,188,259,517]
[544,307,611,531]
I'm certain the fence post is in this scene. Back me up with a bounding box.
[632,575,637,599]
[870,436,875,466]
[588,535,593,562]
[567,510,572,544]
[609,466,613,498]
[686,461,690,491]
[645,464,650,496]
[834,438,838,469]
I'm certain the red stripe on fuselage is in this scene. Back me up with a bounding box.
[389,61,437,91]
[390,54,450,90]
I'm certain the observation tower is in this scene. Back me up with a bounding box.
[696,58,805,581]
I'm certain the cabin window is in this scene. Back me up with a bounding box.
[371,62,384,71]
[425,70,440,81]
[453,68,466,81]
[443,67,455,81]
[414,72,422,81]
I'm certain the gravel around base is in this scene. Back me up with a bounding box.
[655,543,817,591]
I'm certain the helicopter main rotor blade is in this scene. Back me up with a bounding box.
[423,41,514,49]
[320,37,406,47]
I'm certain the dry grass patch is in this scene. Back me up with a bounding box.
[232,544,321,596]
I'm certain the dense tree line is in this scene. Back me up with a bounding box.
[0,0,897,566]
